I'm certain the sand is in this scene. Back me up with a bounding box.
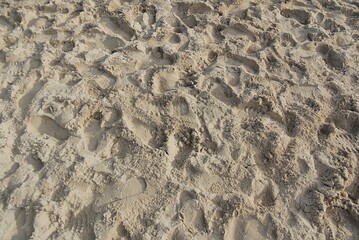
[0,0,359,239]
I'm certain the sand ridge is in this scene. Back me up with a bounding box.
[0,0,359,239]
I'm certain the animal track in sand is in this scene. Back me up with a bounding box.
[170,128,199,169]
[242,96,273,115]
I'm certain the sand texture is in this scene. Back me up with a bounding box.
[0,0,359,239]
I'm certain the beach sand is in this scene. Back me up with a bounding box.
[0,0,359,239]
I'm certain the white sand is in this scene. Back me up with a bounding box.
[0,0,359,239]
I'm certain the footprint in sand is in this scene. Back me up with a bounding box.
[178,190,207,234]
[95,177,147,207]
[29,115,70,141]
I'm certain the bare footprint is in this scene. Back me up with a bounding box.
[0,16,16,32]
[110,136,134,158]
[25,155,44,171]
[102,35,124,51]
[30,116,70,141]
[281,9,311,25]
[178,191,207,234]
[331,110,359,136]
[227,54,260,75]
[151,68,179,95]
[100,17,136,41]
[210,79,241,106]
[225,215,277,240]
[124,117,154,147]
[188,2,212,15]
[84,118,103,152]
[18,72,44,112]
[316,44,346,70]
[222,23,256,42]
[171,96,190,116]
[96,177,147,206]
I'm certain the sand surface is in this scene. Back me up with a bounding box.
[0,0,359,239]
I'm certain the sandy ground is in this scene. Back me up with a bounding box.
[0,0,359,239]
